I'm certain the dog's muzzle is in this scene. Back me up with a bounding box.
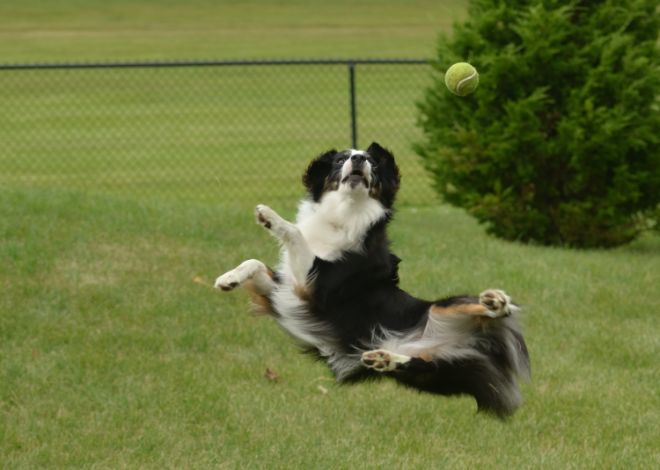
[341,154,370,188]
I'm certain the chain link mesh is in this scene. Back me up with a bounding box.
[1,61,436,210]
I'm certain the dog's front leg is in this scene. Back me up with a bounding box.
[255,204,315,287]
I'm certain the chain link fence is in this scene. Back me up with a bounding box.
[1,59,437,210]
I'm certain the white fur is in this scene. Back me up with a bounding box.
[218,199,521,384]
[376,314,482,362]
[341,150,373,186]
[371,290,518,363]
[214,259,275,293]
[255,204,315,287]
[259,170,388,377]
[215,150,528,411]
[361,349,411,372]
[296,189,387,261]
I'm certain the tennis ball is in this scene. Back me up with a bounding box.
[444,62,479,96]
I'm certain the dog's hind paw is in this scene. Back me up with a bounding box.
[479,289,513,318]
[361,349,411,372]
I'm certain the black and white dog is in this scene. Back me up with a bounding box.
[215,143,530,416]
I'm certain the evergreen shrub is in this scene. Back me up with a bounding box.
[416,0,659,247]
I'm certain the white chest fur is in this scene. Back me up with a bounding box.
[295,191,388,261]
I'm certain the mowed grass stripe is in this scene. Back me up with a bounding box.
[0,0,467,62]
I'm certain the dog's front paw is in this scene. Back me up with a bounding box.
[361,349,411,372]
[479,289,513,318]
[214,270,241,291]
[255,204,278,230]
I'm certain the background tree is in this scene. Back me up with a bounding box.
[416,0,660,247]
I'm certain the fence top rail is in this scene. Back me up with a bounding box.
[0,58,432,71]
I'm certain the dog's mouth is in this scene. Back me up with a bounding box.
[342,169,369,187]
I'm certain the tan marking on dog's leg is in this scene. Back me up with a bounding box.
[243,267,278,316]
[417,351,434,362]
[243,280,274,315]
[293,284,312,303]
[430,303,490,317]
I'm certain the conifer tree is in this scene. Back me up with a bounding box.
[417,0,659,247]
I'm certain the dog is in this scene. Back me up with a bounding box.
[215,142,530,417]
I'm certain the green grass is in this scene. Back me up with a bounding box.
[1,0,463,207]
[2,0,660,467]
[0,0,466,62]
[0,64,436,208]
[1,187,659,468]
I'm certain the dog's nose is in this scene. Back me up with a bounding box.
[351,154,366,165]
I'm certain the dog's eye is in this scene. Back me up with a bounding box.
[367,156,377,167]
[336,156,347,165]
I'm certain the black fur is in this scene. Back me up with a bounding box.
[223,142,529,417]
[300,144,529,416]
[303,149,338,201]
[307,217,529,417]
[309,218,431,352]
[303,143,401,208]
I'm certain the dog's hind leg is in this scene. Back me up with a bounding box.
[361,290,517,371]
[431,290,515,319]
[361,349,412,372]
[362,291,526,416]
[361,344,524,417]
[478,289,516,317]
[215,259,277,294]
[215,259,278,314]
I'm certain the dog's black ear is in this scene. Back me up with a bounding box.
[303,149,337,201]
[367,142,389,157]
[367,142,396,167]
[367,142,400,207]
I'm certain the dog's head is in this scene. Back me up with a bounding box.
[303,142,401,208]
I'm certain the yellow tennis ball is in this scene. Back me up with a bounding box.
[444,62,479,96]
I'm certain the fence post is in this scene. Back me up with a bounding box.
[348,62,357,149]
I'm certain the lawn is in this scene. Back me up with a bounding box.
[2,188,658,468]
[0,62,437,208]
[1,0,659,468]
[0,0,466,62]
